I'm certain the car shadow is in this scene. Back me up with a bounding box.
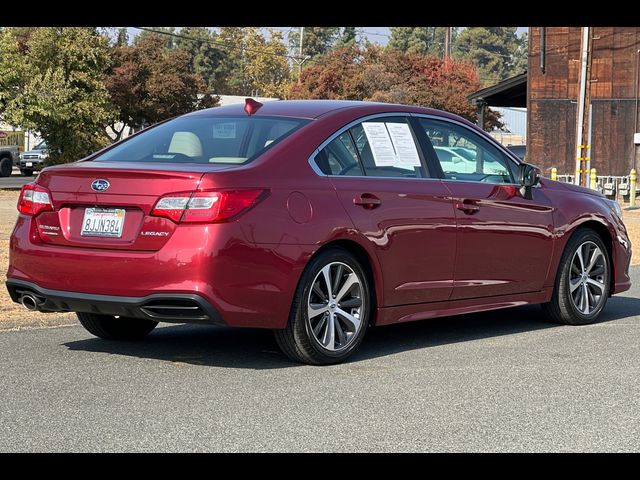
[63,295,640,369]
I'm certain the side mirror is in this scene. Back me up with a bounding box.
[517,163,541,199]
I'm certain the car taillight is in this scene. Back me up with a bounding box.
[151,189,269,223]
[17,183,53,216]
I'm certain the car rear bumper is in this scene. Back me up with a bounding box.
[6,278,225,325]
[8,214,307,329]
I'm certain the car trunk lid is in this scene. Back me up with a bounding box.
[33,162,231,251]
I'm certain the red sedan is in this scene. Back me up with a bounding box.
[6,100,632,364]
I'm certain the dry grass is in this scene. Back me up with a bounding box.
[0,190,637,331]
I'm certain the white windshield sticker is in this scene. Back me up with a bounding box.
[386,123,421,167]
[213,123,237,139]
[362,122,396,166]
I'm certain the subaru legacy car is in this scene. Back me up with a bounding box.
[6,100,632,364]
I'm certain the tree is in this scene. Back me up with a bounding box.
[115,28,129,47]
[453,27,525,85]
[243,28,291,98]
[214,27,247,95]
[175,27,225,91]
[289,27,339,62]
[134,27,177,49]
[388,27,457,57]
[209,28,291,97]
[105,33,218,139]
[334,27,358,49]
[289,45,502,130]
[0,27,116,163]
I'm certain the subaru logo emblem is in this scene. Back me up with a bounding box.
[91,179,110,192]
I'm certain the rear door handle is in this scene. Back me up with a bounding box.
[353,194,382,209]
[455,200,480,214]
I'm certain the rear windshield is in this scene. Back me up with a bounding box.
[93,115,309,165]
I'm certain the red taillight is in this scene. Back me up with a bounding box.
[17,183,54,216]
[151,189,269,223]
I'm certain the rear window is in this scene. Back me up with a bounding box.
[94,115,309,165]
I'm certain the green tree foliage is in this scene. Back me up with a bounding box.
[289,27,339,62]
[334,27,358,49]
[115,28,129,47]
[214,27,247,95]
[105,33,218,138]
[243,28,291,98]
[388,27,457,57]
[175,27,225,91]
[289,45,501,130]
[453,27,525,85]
[0,27,116,163]
[134,27,177,49]
[212,27,291,97]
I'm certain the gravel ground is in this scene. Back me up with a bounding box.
[0,189,637,331]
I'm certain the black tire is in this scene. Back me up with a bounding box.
[21,169,33,177]
[274,248,371,365]
[77,312,158,340]
[0,156,12,177]
[542,228,611,325]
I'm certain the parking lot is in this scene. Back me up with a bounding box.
[0,189,637,452]
[0,168,32,190]
[0,268,639,452]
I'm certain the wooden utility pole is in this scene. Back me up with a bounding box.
[298,26,304,83]
[444,27,451,60]
[574,27,593,186]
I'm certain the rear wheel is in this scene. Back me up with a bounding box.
[542,229,611,325]
[0,156,12,177]
[77,312,158,340]
[274,248,371,365]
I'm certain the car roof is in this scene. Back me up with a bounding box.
[187,99,460,121]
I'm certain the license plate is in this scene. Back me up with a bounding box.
[25,162,32,167]
[81,208,126,238]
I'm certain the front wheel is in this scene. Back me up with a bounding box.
[542,229,611,325]
[274,248,371,365]
[77,312,158,340]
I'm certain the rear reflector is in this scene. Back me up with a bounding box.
[17,183,54,216]
[151,189,268,223]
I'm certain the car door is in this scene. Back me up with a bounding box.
[414,116,555,300]
[310,115,456,306]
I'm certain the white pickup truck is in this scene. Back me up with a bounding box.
[0,144,19,177]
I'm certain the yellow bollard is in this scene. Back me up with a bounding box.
[630,169,637,208]
[551,167,557,181]
[590,168,597,190]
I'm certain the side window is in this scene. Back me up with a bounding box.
[349,117,426,178]
[314,131,363,176]
[416,118,515,184]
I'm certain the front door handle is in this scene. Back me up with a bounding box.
[353,194,382,209]
[456,200,480,214]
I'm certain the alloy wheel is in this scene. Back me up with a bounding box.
[306,261,365,352]
[569,241,608,315]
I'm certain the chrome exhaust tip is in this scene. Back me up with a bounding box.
[20,294,40,311]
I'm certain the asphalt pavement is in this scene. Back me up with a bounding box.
[1,267,639,452]
[0,168,33,189]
